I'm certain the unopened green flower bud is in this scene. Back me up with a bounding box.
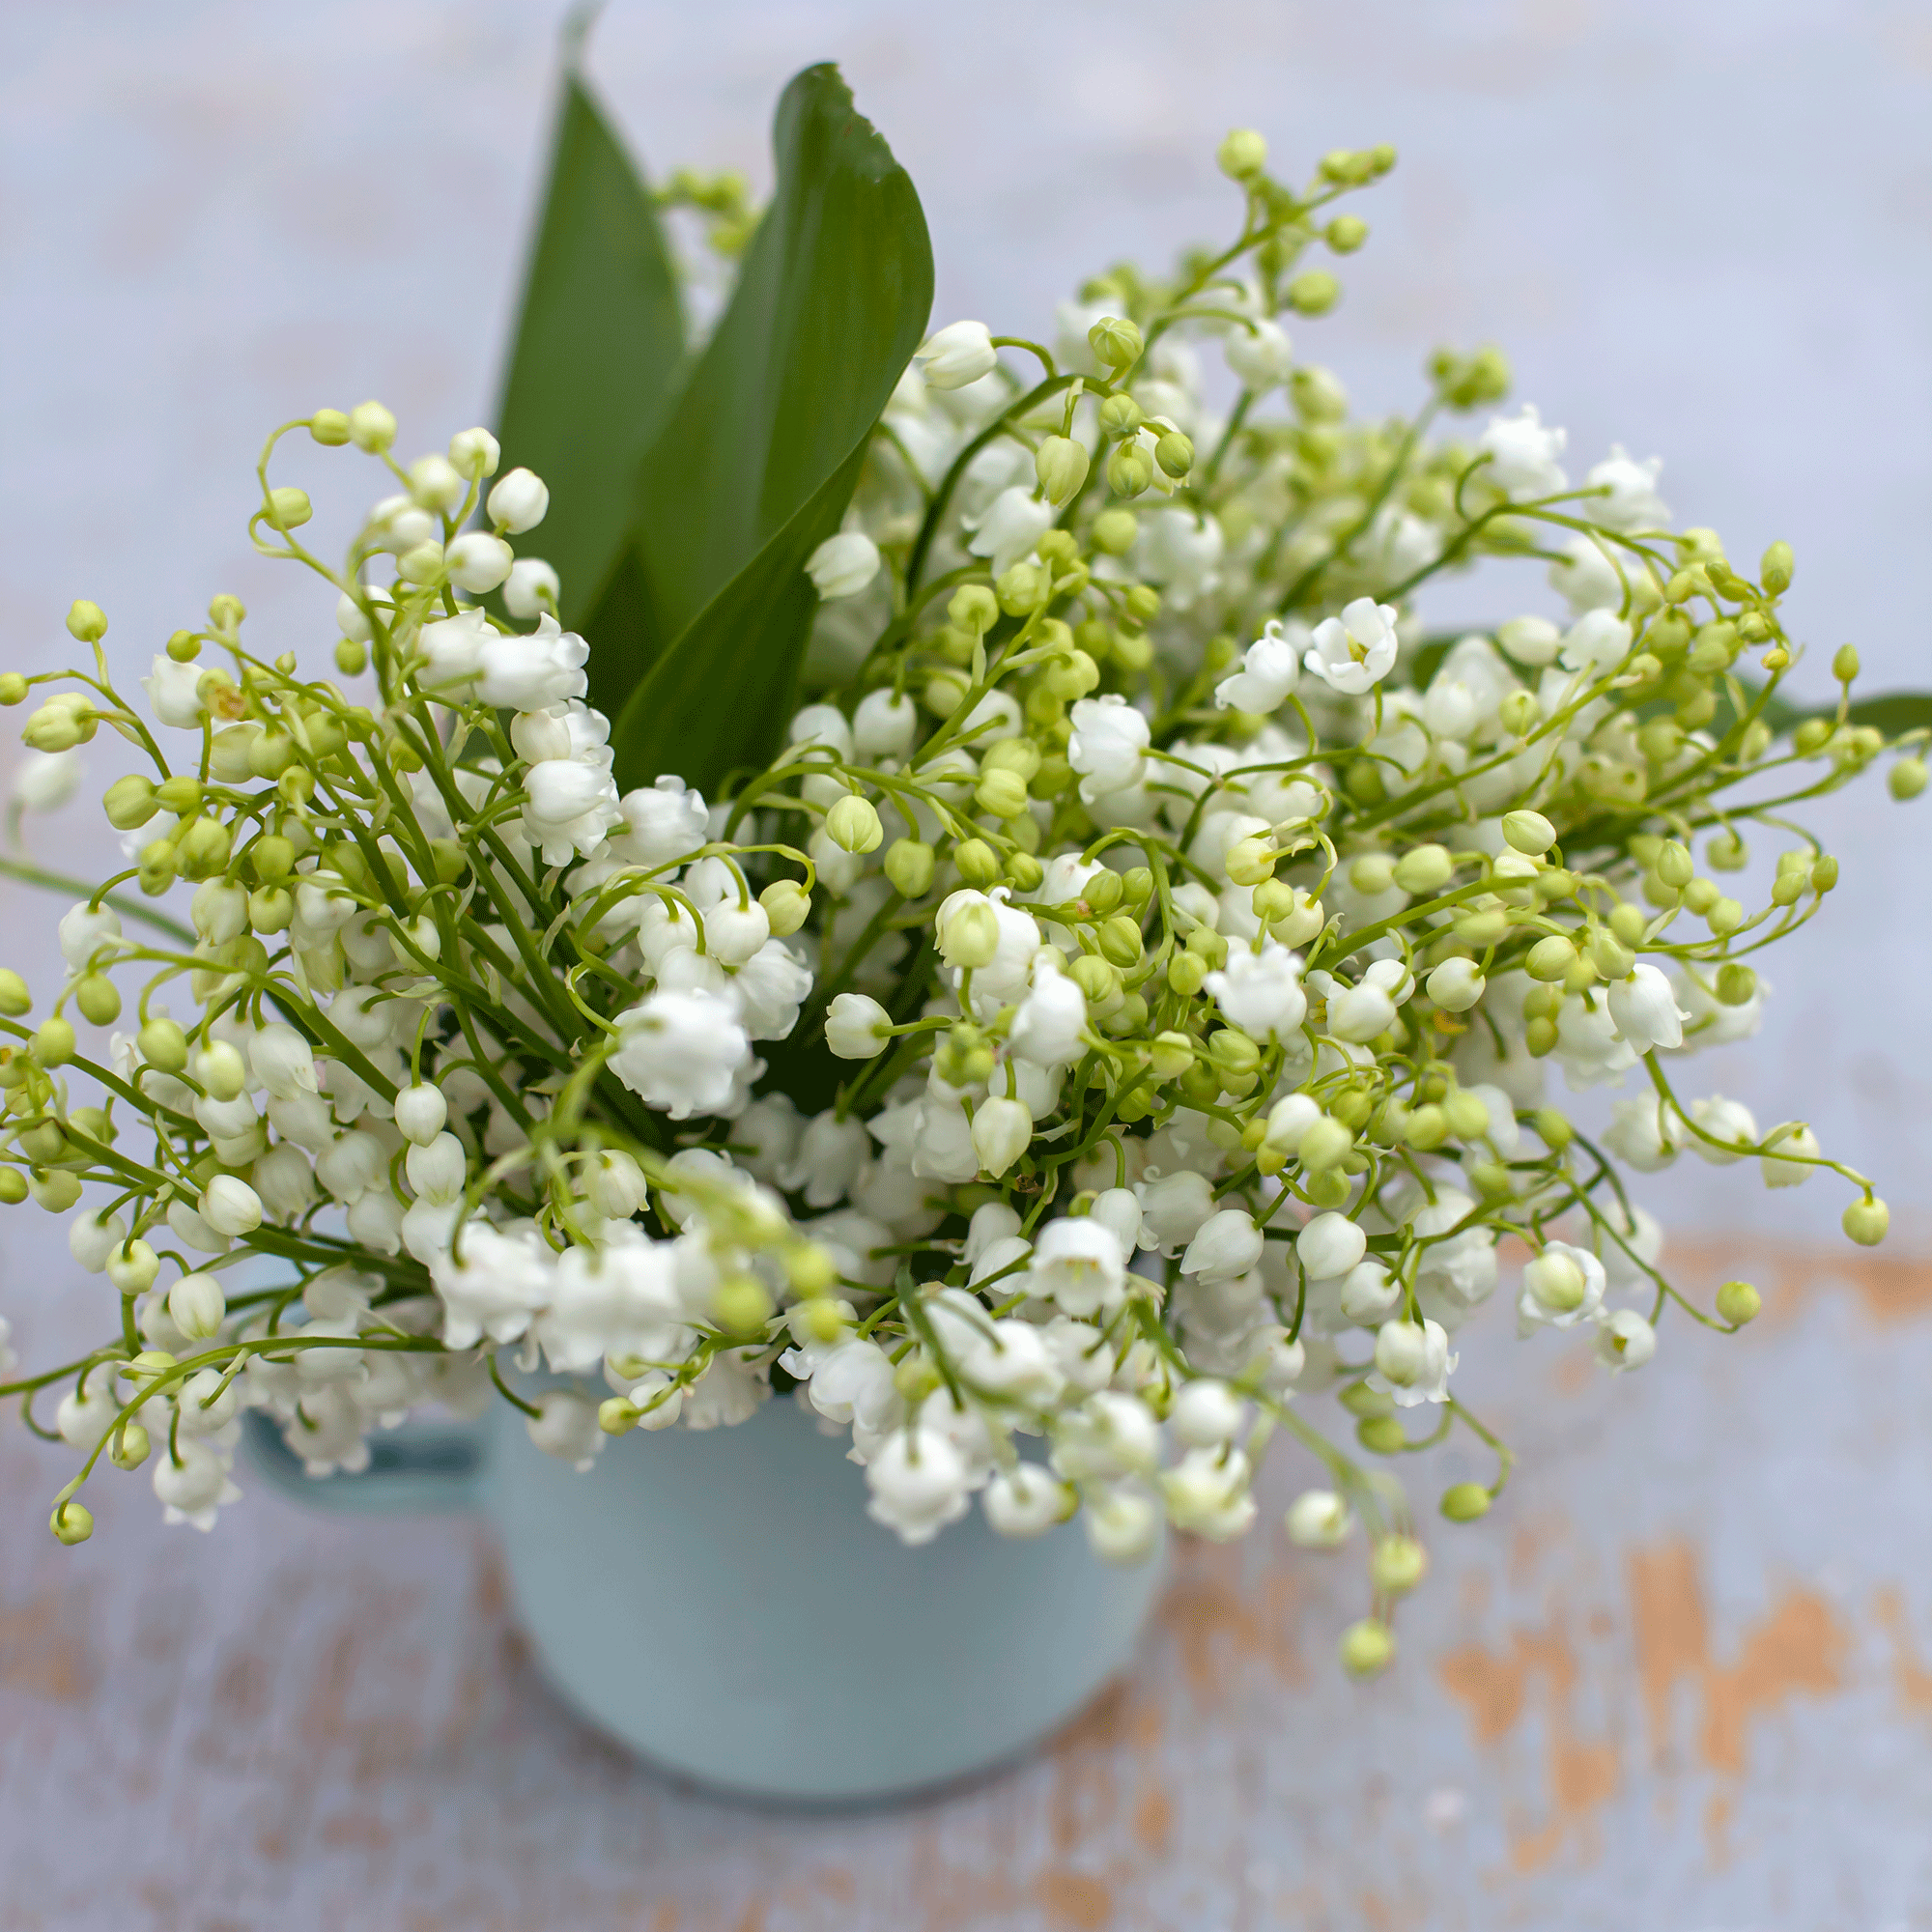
[1443,1088,1491,1140]
[1096,915,1144,968]
[138,1017,188,1071]
[101,775,158,832]
[109,1423,152,1470]
[949,583,1000,636]
[1153,431,1194,479]
[22,704,84,753]
[0,1168,26,1206]
[599,1397,642,1435]
[0,971,29,1018]
[1340,1618,1395,1678]
[1035,435,1091,507]
[1524,935,1575,981]
[266,486,312,529]
[1091,508,1138,556]
[953,838,1003,888]
[996,561,1051,614]
[155,775,203,816]
[1843,1197,1889,1247]
[1226,837,1277,887]
[65,600,108,643]
[1106,441,1153,498]
[1440,1482,1492,1522]
[1890,757,1929,802]
[882,838,935,899]
[248,885,293,934]
[1298,1114,1353,1172]
[1168,951,1208,996]
[826,794,883,854]
[1589,930,1634,980]
[347,400,396,452]
[49,1501,94,1547]
[1097,394,1144,438]
[759,879,810,936]
[1393,843,1454,895]
[1403,1103,1448,1151]
[1123,584,1161,624]
[1716,1279,1761,1326]
[1286,270,1340,315]
[1501,810,1555,856]
[1087,316,1144,371]
[1371,1534,1429,1596]
[1832,643,1860,684]
[29,1170,82,1212]
[714,1274,775,1337]
[1149,1032,1195,1081]
[34,1017,74,1065]
[74,975,121,1026]
[308,407,352,445]
[1216,127,1267,180]
[1758,540,1793,595]
[175,815,233,880]
[976,768,1030,818]
[1811,855,1839,893]
[1706,896,1744,935]
[1325,213,1369,253]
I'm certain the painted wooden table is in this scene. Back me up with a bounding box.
[5,1235,1929,1932]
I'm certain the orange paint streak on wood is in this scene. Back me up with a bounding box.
[1131,1779,1173,1855]
[1704,1791,1734,1869]
[1630,1540,1709,1768]
[1439,1611,1620,1875]
[0,1585,98,1704]
[1033,1870,1113,1930]
[1874,1585,1932,1714]
[1667,1236,1932,1328]
[1699,1588,1845,1774]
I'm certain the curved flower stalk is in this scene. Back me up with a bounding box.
[3,127,1921,1681]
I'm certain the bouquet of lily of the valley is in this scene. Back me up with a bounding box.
[4,60,1924,1676]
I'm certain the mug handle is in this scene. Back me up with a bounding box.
[242,1408,491,1515]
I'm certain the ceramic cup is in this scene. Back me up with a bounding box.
[246,1395,1165,1804]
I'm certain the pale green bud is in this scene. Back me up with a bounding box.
[1843,1197,1889,1247]
[1760,540,1793,594]
[884,838,935,899]
[941,901,1001,969]
[138,1017,188,1072]
[1035,435,1091,507]
[1716,1279,1761,1325]
[759,879,810,936]
[1371,1534,1428,1596]
[103,775,158,831]
[74,975,121,1026]
[23,704,84,753]
[1833,643,1860,683]
[65,600,108,643]
[1091,508,1138,555]
[1087,316,1144,371]
[1105,442,1152,498]
[1890,757,1928,801]
[49,1501,94,1547]
[1286,270,1340,315]
[949,584,999,635]
[347,400,396,452]
[1216,128,1267,180]
[975,768,1030,818]
[1440,1482,1491,1522]
[0,971,30,1017]
[1393,843,1453,895]
[34,1017,74,1065]
[1501,810,1555,855]
[309,408,352,446]
[1340,1619,1394,1678]
[266,486,312,529]
[1153,431,1193,479]
[825,794,883,855]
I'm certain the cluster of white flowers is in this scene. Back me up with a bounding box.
[4,128,1915,1677]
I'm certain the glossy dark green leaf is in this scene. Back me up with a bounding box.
[494,65,683,639]
[609,64,933,793]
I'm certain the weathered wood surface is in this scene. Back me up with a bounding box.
[5,1238,1930,1931]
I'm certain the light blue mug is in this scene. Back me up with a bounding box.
[246,1394,1166,1804]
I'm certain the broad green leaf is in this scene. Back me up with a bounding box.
[494,65,683,645]
[1847,691,1932,737]
[608,64,933,793]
